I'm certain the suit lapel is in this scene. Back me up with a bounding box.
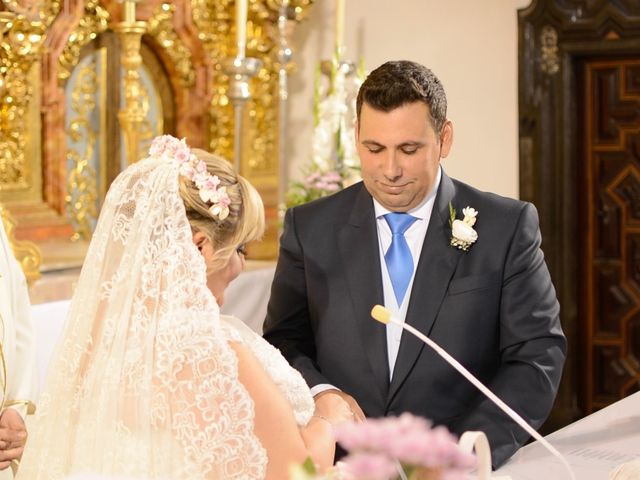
[387,172,462,402]
[338,185,390,401]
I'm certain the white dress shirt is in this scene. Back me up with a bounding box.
[310,168,441,396]
[374,167,441,378]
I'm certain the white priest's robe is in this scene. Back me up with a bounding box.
[0,221,37,421]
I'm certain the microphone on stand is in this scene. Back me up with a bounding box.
[370,304,576,480]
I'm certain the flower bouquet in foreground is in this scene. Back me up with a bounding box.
[292,413,476,480]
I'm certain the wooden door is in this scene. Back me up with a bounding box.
[582,59,640,412]
[519,0,640,427]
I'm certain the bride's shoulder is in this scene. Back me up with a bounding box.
[219,314,256,342]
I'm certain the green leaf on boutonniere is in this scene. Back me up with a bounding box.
[448,201,456,227]
[289,456,318,480]
[302,456,317,474]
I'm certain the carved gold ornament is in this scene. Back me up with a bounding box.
[0,10,47,190]
[0,205,41,285]
[540,25,560,75]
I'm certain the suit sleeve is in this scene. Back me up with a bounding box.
[263,208,329,388]
[451,202,567,468]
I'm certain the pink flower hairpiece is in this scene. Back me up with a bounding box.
[149,135,231,221]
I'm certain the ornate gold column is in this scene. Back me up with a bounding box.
[114,0,147,165]
[0,9,45,195]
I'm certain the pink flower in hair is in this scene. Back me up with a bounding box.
[179,161,195,180]
[174,148,191,165]
[200,177,228,203]
[149,135,169,157]
[148,134,232,221]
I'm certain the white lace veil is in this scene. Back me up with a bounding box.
[18,156,267,479]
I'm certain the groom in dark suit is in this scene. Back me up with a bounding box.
[263,60,566,468]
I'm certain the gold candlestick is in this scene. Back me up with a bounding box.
[115,0,147,165]
[222,56,262,173]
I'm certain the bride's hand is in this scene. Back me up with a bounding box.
[0,408,27,470]
[609,459,640,480]
[313,389,366,424]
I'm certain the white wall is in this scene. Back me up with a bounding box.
[286,0,531,199]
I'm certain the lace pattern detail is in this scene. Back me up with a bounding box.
[18,158,267,479]
[221,316,315,426]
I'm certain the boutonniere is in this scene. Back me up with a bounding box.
[449,203,478,251]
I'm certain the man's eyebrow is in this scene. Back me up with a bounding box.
[360,140,427,147]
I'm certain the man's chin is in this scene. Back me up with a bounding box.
[375,194,415,212]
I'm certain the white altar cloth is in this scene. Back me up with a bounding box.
[495,391,640,479]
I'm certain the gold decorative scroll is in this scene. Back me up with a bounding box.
[65,52,103,241]
[147,3,195,88]
[57,0,109,84]
[540,25,560,76]
[135,65,162,157]
[191,0,234,158]
[0,205,41,285]
[0,10,46,191]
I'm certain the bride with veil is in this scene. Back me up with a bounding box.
[17,135,351,479]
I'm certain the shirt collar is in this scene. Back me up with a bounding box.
[373,166,442,220]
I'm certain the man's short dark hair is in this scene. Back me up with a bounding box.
[356,60,447,133]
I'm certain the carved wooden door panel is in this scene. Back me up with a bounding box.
[583,58,640,412]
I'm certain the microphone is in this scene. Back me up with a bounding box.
[371,304,576,480]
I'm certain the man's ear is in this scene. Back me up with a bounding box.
[439,120,454,158]
[192,231,208,252]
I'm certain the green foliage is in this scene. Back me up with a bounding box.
[448,201,457,227]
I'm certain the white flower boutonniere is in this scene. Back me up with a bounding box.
[449,203,478,251]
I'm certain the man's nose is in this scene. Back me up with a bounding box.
[382,151,402,180]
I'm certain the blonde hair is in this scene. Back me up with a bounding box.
[178,148,265,271]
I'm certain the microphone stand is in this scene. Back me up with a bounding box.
[371,305,576,480]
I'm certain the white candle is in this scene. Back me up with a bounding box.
[335,0,344,54]
[124,0,136,24]
[236,0,248,59]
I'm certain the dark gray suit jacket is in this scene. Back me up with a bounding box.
[263,171,566,468]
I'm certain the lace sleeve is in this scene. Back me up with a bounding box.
[220,315,315,426]
[154,321,267,478]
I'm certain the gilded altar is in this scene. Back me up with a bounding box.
[0,0,311,280]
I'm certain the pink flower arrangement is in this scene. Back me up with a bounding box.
[333,413,476,480]
[304,171,343,193]
[284,169,345,211]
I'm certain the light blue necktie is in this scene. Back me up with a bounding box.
[384,213,417,306]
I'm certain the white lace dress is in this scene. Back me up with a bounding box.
[16,156,314,480]
[220,314,315,427]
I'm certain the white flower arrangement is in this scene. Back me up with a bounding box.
[285,54,365,210]
[449,204,478,251]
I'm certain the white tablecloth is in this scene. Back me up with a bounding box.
[30,263,275,390]
[495,391,640,479]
